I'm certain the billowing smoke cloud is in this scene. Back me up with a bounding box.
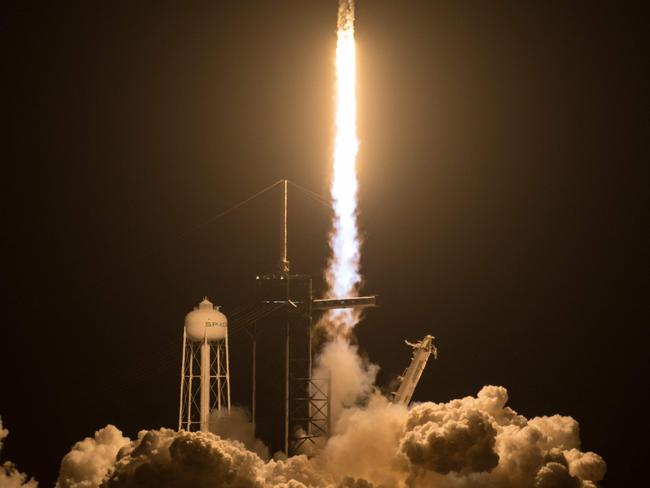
[319,395,407,487]
[396,386,606,487]
[56,425,130,488]
[564,449,607,483]
[52,382,605,488]
[313,337,378,422]
[402,405,499,474]
[0,417,38,488]
[103,429,266,488]
[209,406,269,460]
[1,325,606,488]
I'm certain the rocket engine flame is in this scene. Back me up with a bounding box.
[324,0,362,331]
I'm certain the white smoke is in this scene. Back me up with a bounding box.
[56,425,130,488]
[51,381,605,488]
[46,323,606,488]
[320,395,407,487]
[0,417,38,488]
[313,337,378,422]
[209,406,269,460]
[564,450,606,483]
[397,386,606,487]
[103,428,266,488]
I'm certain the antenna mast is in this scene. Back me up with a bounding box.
[280,179,290,274]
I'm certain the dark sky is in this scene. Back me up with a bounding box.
[1,1,645,486]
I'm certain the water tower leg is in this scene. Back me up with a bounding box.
[200,337,210,432]
[178,329,187,431]
[225,327,231,412]
[186,343,194,430]
[217,342,222,412]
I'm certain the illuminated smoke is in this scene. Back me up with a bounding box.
[209,407,269,460]
[324,0,362,331]
[313,337,379,422]
[0,417,38,488]
[57,425,129,488]
[53,386,606,487]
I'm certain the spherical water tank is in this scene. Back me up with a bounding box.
[185,297,227,342]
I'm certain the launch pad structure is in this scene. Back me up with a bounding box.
[176,180,377,456]
[176,179,438,456]
[391,335,437,407]
[249,180,377,456]
[252,272,376,455]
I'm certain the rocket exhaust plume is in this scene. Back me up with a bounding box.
[324,0,362,332]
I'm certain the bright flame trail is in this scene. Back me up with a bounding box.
[324,0,361,330]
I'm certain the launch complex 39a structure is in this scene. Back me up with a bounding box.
[177,181,437,456]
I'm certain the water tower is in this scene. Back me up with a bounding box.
[178,297,231,432]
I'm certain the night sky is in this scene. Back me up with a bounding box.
[2,1,645,486]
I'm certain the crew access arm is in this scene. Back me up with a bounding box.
[392,335,437,406]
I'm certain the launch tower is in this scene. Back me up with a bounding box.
[248,181,376,456]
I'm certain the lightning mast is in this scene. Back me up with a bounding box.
[392,335,437,406]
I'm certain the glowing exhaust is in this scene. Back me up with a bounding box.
[324,0,361,330]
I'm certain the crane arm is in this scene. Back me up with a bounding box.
[392,335,437,406]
